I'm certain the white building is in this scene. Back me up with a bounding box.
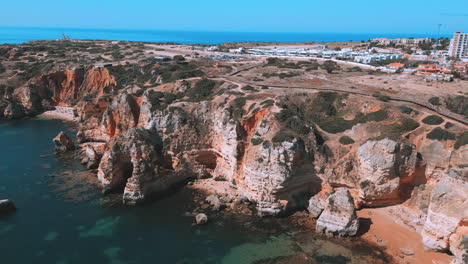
[449,31,468,58]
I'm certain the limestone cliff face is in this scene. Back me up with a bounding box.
[0,67,115,119]
[30,67,115,106]
[97,128,167,205]
[356,139,418,206]
[421,176,468,258]
[81,88,324,215]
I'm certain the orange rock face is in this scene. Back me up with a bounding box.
[30,67,115,106]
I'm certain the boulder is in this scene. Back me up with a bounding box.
[80,143,105,169]
[421,176,468,258]
[0,199,16,215]
[3,102,25,119]
[356,138,417,206]
[308,189,331,219]
[316,188,359,236]
[195,213,208,225]
[53,131,75,153]
[205,194,223,211]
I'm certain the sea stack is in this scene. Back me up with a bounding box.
[53,131,75,153]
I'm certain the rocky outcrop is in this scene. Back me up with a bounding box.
[308,188,332,219]
[30,67,116,106]
[0,67,116,120]
[3,102,25,119]
[316,188,359,236]
[100,93,140,140]
[96,127,184,205]
[0,199,16,215]
[356,139,418,206]
[53,131,75,153]
[195,213,208,225]
[80,143,105,169]
[421,176,468,258]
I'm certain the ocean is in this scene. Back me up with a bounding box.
[0,27,448,45]
[0,118,390,264]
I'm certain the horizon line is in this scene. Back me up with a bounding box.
[0,25,455,36]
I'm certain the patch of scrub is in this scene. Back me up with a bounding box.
[0,224,14,235]
[44,231,60,241]
[104,247,127,264]
[79,216,121,238]
[221,235,297,264]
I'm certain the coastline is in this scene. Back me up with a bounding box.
[37,110,77,122]
[357,208,453,264]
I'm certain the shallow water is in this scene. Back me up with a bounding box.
[0,118,389,264]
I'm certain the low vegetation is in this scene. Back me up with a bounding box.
[445,96,468,117]
[421,115,444,125]
[339,136,355,145]
[426,128,455,141]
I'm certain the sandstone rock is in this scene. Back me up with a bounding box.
[421,176,468,258]
[356,138,418,206]
[316,188,359,236]
[205,194,223,211]
[80,143,105,169]
[399,248,415,256]
[308,189,331,219]
[450,236,468,264]
[3,102,25,119]
[97,128,187,205]
[0,199,16,215]
[195,213,208,225]
[53,131,75,153]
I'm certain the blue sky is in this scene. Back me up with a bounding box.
[1,0,467,34]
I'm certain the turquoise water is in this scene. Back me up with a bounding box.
[0,118,389,264]
[0,27,447,45]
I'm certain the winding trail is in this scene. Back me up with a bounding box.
[218,64,468,126]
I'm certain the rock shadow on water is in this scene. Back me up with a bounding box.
[79,216,121,238]
[44,231,60,241]
[104,247,128,264]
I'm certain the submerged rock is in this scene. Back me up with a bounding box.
[195,213,208,225]
[205,194,223,211]
[53,131,75,153]
[0,199,16,215]
[316,188,359,236]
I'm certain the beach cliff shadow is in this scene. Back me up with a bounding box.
[355,217,373,237]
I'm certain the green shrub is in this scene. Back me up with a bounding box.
[399,105,414,114]
[233,97,247,108]
[422,115,444,125]
[428,97,441,106]
[272,131,294,143]
[173,55,185,61]
[339,136,355,145]
[444,122,454,129]
[454,132,468,149]
[426,128,455,141]
[187,78,216,101]
[241,85,255,91]
[251,137,263,145]
[445,96,468,117]
[372,92,391,102]
[399,118,420,132]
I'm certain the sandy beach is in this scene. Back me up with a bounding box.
[38,110,77,122]
[357,208,453,264]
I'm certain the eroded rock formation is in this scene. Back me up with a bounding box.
[316,188,359,236]
[53,131,75,153]
[356,139,418,206]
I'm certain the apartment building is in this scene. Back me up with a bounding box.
[449,31,468,58]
